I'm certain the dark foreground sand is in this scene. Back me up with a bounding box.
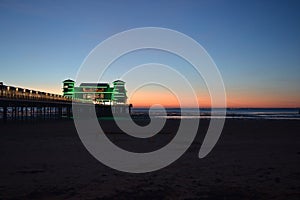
[0,119,299,199]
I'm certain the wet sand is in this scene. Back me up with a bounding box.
[0,119,299,199]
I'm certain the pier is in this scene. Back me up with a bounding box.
[0,82,132,121]
[0,83,73,121]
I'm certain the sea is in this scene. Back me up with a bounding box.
[131,108,300,120]
[1,107,299,120]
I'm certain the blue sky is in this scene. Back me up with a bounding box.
[0,0,299,107]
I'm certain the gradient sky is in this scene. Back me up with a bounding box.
[0,0,299,107]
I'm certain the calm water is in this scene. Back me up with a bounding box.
[1,107,299,120]
[132,108,300,120]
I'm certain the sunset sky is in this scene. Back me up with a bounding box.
[0,0,299,108]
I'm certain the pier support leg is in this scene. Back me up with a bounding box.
[21,107,23,118]
[54,107,57,119]
[31,107,33,118]
[3,106,7,122]
[25,107,27,119]
[57,107,61,118]
[43,107,46,119]
[13,107,16,120]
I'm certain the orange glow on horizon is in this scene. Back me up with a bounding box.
[14,83,299,108]
[129,90,300,108]
[129,91,181,108]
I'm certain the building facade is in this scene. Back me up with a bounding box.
[62,79,128,105]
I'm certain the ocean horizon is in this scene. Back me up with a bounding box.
[1,107,299,120]
[132,107,300,120]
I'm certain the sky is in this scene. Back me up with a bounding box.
[0,0,299,108]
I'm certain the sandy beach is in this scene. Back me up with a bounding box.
[0,118,299,199]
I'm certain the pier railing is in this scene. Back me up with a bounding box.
[0,83,132,121]
[0,83,130,105]
[0,84,73,103]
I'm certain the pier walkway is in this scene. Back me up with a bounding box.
[0,83,73,121]
[0,83,131,121]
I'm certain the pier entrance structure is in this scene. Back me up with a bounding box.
[62,79,131,116]
[63,79,127,105]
